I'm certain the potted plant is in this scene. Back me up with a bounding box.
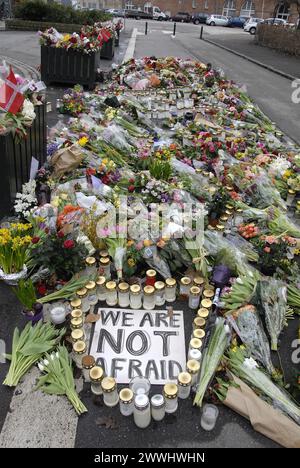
[13,279,44,324]
[0,223,32,285]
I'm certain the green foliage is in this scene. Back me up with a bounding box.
[13,279,37,310]
[14,0,111,25]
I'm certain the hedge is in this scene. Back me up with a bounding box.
[5,19,82,33]
[13,0,111,25]
[255,24,300,57]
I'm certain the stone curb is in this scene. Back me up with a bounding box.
[122,27,137,63]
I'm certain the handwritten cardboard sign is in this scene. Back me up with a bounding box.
[89,308,186,385]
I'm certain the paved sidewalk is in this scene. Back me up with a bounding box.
[202,30,300,79]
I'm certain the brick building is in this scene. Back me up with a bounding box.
[126,1,299,23]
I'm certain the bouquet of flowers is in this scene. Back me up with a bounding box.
[0,223,32,276]
[226,347,300,424]
[37,346,87,415]
[194,318,231,407]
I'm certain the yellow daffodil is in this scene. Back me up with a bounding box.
[78,136,88,147]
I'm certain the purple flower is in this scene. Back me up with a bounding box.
[47,142,59,157]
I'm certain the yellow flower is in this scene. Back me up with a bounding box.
[102,158,109,165]
[127,240,134,247]
[293,248,300,256]
[78,137,88,147]
[283,169,293,180]
[60,193,68,201]
[143,240,152,247]
[51,197,60,208]
[127,258,136,268]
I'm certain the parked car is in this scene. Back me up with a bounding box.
[263,18,287,25]
[191,13,208,25]
[125,9,152,20]
[110,9,125,17]
[243,18,264,34]
[171,12,191,23]
[227,16,247,28]
[206,15,228,26]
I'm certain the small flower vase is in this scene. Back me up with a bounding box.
[0,265,27,286]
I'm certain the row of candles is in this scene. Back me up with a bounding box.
[65,254,214,316]
[71,354,203,429]
[69,281,212,428]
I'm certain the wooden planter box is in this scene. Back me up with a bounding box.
[41,46,100,89]
[0,104,46,218]
[100,38,115,60]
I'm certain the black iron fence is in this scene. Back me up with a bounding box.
[0,103,46,218]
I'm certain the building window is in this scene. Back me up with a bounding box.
[144,2,152,13]
[125,0,134,9]
[223,0,236,17]
[240,1,255,18]
[204,0,208,9]
[192,0,197,8]
[276,3,290,20]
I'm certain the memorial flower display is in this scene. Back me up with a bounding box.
[1,57,300,446]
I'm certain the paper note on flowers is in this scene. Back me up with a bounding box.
[90,308,186,384]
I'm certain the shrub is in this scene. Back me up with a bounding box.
[14,0,111,25]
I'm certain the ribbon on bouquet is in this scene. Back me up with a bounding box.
[0,67,25,114]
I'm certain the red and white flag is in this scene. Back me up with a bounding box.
[0,67,25,114]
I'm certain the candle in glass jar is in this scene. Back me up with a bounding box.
[99,257,111,280]
[118,282,130,308]
[151,394,165,421]
[192,329,205,342]
[180,277,192,296]
[130,284,142,309]
[188,286,201,310]
[146,269,157,287]
[106,281,118,306]
[71,317,83,330]
[165,278,176,302]
[203,289,214,300]
[82,355,95,382]
[70,298,82,311]
[71,328,85,343]
[193,317,206,331]
[89,365,103,393]
[154,281,165,306]
[50,306,66,325]
[193,276,204,291]
[186,359,200,386]
[119,388,134,416]
[71,309,83,320]
[129,376,151,396]
[85,281,98,307]
[188,348,202,362]
[189,338,202,353]
[72,340,86,369]
[134,394,151,429]
[101,377,119,407]
[163,383,178,414]
[76,288,90,314]
[143,286,155,310]
[96,276,106,301]
[177,372,192,399]
[201,298,212,310]
[85,256,97,276]
[197,308,209,319]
